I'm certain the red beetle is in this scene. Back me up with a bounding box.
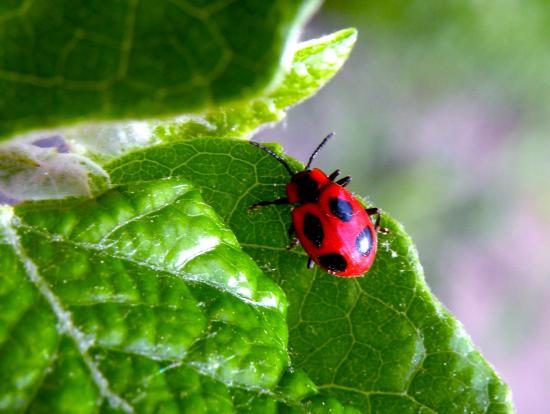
[250,133,387,277]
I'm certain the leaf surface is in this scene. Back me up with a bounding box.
[107,138,514,413]
[0,177,290,413]
[0,0,319,140]
[0,142,109,200]
[154,28,358,143]
[62,28,357,160]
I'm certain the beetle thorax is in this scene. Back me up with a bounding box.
[286,169,331,204]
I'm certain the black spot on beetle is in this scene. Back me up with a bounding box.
[329,197,354,222]
[318,253,347,272]
[303,213,323,247]
[293,173,320,203]
[356,227,373,256]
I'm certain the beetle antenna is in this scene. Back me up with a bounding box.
[250,141,295,176]
[306,132,335,170]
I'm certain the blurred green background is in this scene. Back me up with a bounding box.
[258,1,550,412]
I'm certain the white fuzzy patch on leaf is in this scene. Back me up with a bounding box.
[0,142,109,201]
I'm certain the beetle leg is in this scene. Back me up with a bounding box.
[328,169,341,181]
[288,223,295,237]
[336,176,352,187]
[365,207,390,234]
[287,224,300,250]
[307,257,315,269]
[287,238,300,250]
[249,197,289,211]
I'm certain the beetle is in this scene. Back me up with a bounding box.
[249,133,387,277]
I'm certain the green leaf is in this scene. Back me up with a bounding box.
[0,177,290,412]
[62,28,357,161]
[153,28,358,142]
[107,138,514,413]
[0,0,320,141]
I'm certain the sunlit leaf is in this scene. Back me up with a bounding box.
[154,28,358,143]
[107,138,514,413]
[0,0,320,140]
[0,177,290,412]
[63,28,357,160]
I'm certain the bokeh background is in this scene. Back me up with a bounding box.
[258,1,550,412]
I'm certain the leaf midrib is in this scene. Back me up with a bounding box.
[3,216,135,413]
[4,216,289,411]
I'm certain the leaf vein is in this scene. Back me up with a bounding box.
[5,217,135,414]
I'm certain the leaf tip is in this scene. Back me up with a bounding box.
[337,27,358,43]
